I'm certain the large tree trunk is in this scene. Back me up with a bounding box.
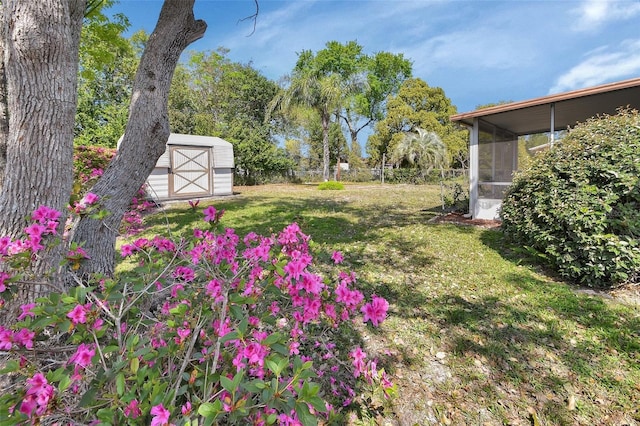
[0,0,85,323]
[0,33,8,189]
[70,0,206,278]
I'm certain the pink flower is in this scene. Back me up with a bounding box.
[69,343,95,368]
[150,404,171,426]
[67,304,87,325]
[350,347,367,377]
[17,303,37,321]
[203,205,217,222]
[124,399,142,419]
[82,192,99,205]
[278,223,300,245]
[24,223,46,239]
[0,271,11,292]
[284,258,305,280]
[120,244,136,257]
[0,326,13,350]
[92,317,104,331]
[31,205,61,225]
[361,296,389,326]
[181,401,192,416]
[172,266,195,282]
[175,326,191,344]
[205,279,223,300]
[20,373,54,416]
[14,328,35,349]
[331,250,344,264]
[335,283,364,308]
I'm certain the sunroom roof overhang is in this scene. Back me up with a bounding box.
[450,77,640,135]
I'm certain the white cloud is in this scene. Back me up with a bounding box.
[572,0,640,31]
[549,39,640,93]
[404,27,537,78]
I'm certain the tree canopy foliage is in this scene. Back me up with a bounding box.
[75,6,139,147]
[390,128,447,175]
[270,40,412,179]
[169,49,293,183]
[367,78,468,168]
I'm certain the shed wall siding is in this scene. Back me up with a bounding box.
[212,169,234,195]
[147,168,170,199]
[145,134,234,201]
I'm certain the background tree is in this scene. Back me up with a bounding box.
[75,12,138,147]
[367,78,468,169]
[168,49,292,183]
[339,50,412,161]
[306,117,348,172]
[390,128,447,175]
[270,44,351,181]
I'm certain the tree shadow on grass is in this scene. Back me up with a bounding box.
[462,229,640,421]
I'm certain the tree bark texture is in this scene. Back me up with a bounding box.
[0,0,85,322]
[70,0,206,278]
[0,34,8,189]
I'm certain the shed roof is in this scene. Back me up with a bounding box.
[450,77,640,135]
[167,133,232,148]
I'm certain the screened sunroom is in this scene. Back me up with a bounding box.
[450,77,640,220]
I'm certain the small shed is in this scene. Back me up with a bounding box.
[146,133,234,201]
[450,77,640,220]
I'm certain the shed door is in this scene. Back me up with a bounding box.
[169,146,212,198]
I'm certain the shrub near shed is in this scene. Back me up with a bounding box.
[500,109,640,288]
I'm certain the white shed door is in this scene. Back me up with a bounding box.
[169,146,212,198]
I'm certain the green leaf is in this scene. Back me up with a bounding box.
[96,408,114,423]
[220,375,237,394]
[198,400,222,418]
[29,315,55,329]
[243,379,266,393]
[116,373,125,396]
[79,386,98,407]
[266,357,283,377]
[266,413,278,424]
[229,304,244,321]
[307,396,327,413]
[294,402,318,426]
[232,370,244,390]
[0,360,20,374]
[58,374,72,393]
[169,303,188,316]
[219,330,239,344]
[262,332,283,346]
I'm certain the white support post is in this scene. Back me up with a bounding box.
[469,119,479,218]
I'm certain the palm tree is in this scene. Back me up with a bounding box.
[390,127,448,174]
[269,70,343,181]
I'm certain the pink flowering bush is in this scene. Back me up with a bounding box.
[0,204,394,425]
[72,145,156,236]
[72,145,116,203]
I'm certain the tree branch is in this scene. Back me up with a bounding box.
[238,0,259,36]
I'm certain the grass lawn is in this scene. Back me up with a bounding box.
[137,183,639,425]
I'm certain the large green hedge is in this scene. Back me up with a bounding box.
[500,109,640,288]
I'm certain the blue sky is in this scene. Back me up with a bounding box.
[108,0,640,114]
